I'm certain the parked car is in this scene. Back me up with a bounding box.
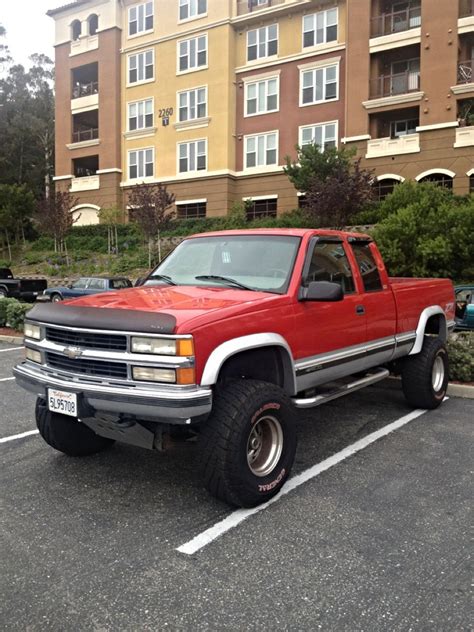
[455,285,474,330]
[0,268,47,302]
[16,229,455,507]
[43,277,132,302]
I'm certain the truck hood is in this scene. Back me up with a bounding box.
[64,285,287,332]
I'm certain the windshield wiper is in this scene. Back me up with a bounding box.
[148,274,177,286]
[195,275,256,291]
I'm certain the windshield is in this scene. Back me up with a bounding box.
[145,235,301,294]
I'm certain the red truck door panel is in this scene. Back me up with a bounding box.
[348,240,397,368]
[292,239,367,391]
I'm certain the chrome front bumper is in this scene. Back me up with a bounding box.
[14,362,213,423]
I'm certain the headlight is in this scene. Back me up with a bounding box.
[24,323,41,340]
[25,348,41,363]
[132,367,176,383]
[131,337,194,357]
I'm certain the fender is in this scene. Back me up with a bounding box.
[409,305,447,355]
[200,333,297,395]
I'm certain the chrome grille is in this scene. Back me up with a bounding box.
[46,352,128,380]
[45,327,127,351]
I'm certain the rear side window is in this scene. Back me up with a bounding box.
[306,241,355,294]
[350,242,383,292]
[88,278,107,290]
[111,279,131,289]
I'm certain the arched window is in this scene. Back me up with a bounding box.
[417,170,454,190]
[373,175,404,201]
[88,14,99,36]
[71,19,82,41]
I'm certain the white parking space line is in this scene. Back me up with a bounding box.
[0,430,39,444]
[0,377,15,382]
[0,347,24,353]
[177,406,430,555]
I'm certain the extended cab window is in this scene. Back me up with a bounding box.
[350,242,383,292]
[306,241,355,294]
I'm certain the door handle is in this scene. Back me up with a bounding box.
[356,305,365,315]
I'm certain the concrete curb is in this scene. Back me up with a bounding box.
[0,334,23,345]
[447,383,474,399]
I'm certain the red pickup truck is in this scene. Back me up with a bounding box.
[15,229,455,507]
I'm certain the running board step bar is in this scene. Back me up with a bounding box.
[292,368,390,409]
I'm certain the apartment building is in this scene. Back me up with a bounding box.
[48,0,474,225]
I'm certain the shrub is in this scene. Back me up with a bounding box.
[373,188,474,280]
[0,297,19,327]
[447,332,474,383]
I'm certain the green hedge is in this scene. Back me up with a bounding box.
[0,298,31,331]
[447,332,474,383]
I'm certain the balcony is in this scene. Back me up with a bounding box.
[236,0,284,16]
[459,0,474,18]
[366,133,420,158]
[370,70,420,99]
[72,81,98,99]
[454,125,474,147]
[70,34,99,57]
[458,60,473,84]
[70,175,100,192]
[72,128,99,144]
[371,5,421,38]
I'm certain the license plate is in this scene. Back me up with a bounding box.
[48,389,78,417]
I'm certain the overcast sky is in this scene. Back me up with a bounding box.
[1,1,63,71]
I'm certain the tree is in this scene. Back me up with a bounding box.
[36,191,79,261]
[0,184,35,250]
[98,206,124,255]
[284,145,374,228]
[128,183,176,267]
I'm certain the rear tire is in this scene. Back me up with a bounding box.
[35,398,114,456]
[199,380,297,508]
[401,337,448,409]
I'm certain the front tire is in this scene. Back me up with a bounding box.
[401,337,449,409]
[50,293,63,303]
[35,398,114,456]
[199,380,297,507]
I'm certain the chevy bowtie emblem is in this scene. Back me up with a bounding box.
[63,346,83,359]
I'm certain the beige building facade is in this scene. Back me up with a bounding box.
[49,0,474,224]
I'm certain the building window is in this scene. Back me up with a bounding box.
[303,8,338,48]
[128,148,154,180]
[301,64,338,105]
[87,14,99,36]
[178,35,207,72]
[128,99,154,131]
[373,178,401,201]
[298,194,307,209]
[245,198,277,220]
[128,50,154,84]
[390,118,418,137]
[418,173,454,190]
[247,25,278,62]
[245,132,278,169]
[178,140,207,173]
[176,201,207,219]
[245,77,279,116]
[178,87,207,122]
[179,0,207,21]
[71,20,81,41]
[129,2,153,36]
[300,122,337,150]
[470,174,474,193]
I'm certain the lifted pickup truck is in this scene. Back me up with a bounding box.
[0,268,48,302]
[14,229,455,507]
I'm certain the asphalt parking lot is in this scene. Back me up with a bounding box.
[0,341,471,631]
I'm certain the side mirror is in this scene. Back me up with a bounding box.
[299,281,344,302]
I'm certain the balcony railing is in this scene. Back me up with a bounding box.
[72,128,99,143]
[458,60,473,84]
[72,81,98,99]
[236,0,284,16]
[70,175,100,192]
[366,133,420,158]
[459,0,474,18]
[371,5,421,38]
[370,70,420,98]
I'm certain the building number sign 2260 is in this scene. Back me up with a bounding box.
[159,107,173,126]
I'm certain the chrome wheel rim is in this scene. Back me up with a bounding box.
[52,295,61,302]
[432,355,445,392]
[247,415,283,478]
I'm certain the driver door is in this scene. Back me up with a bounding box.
[291,238,367,391]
